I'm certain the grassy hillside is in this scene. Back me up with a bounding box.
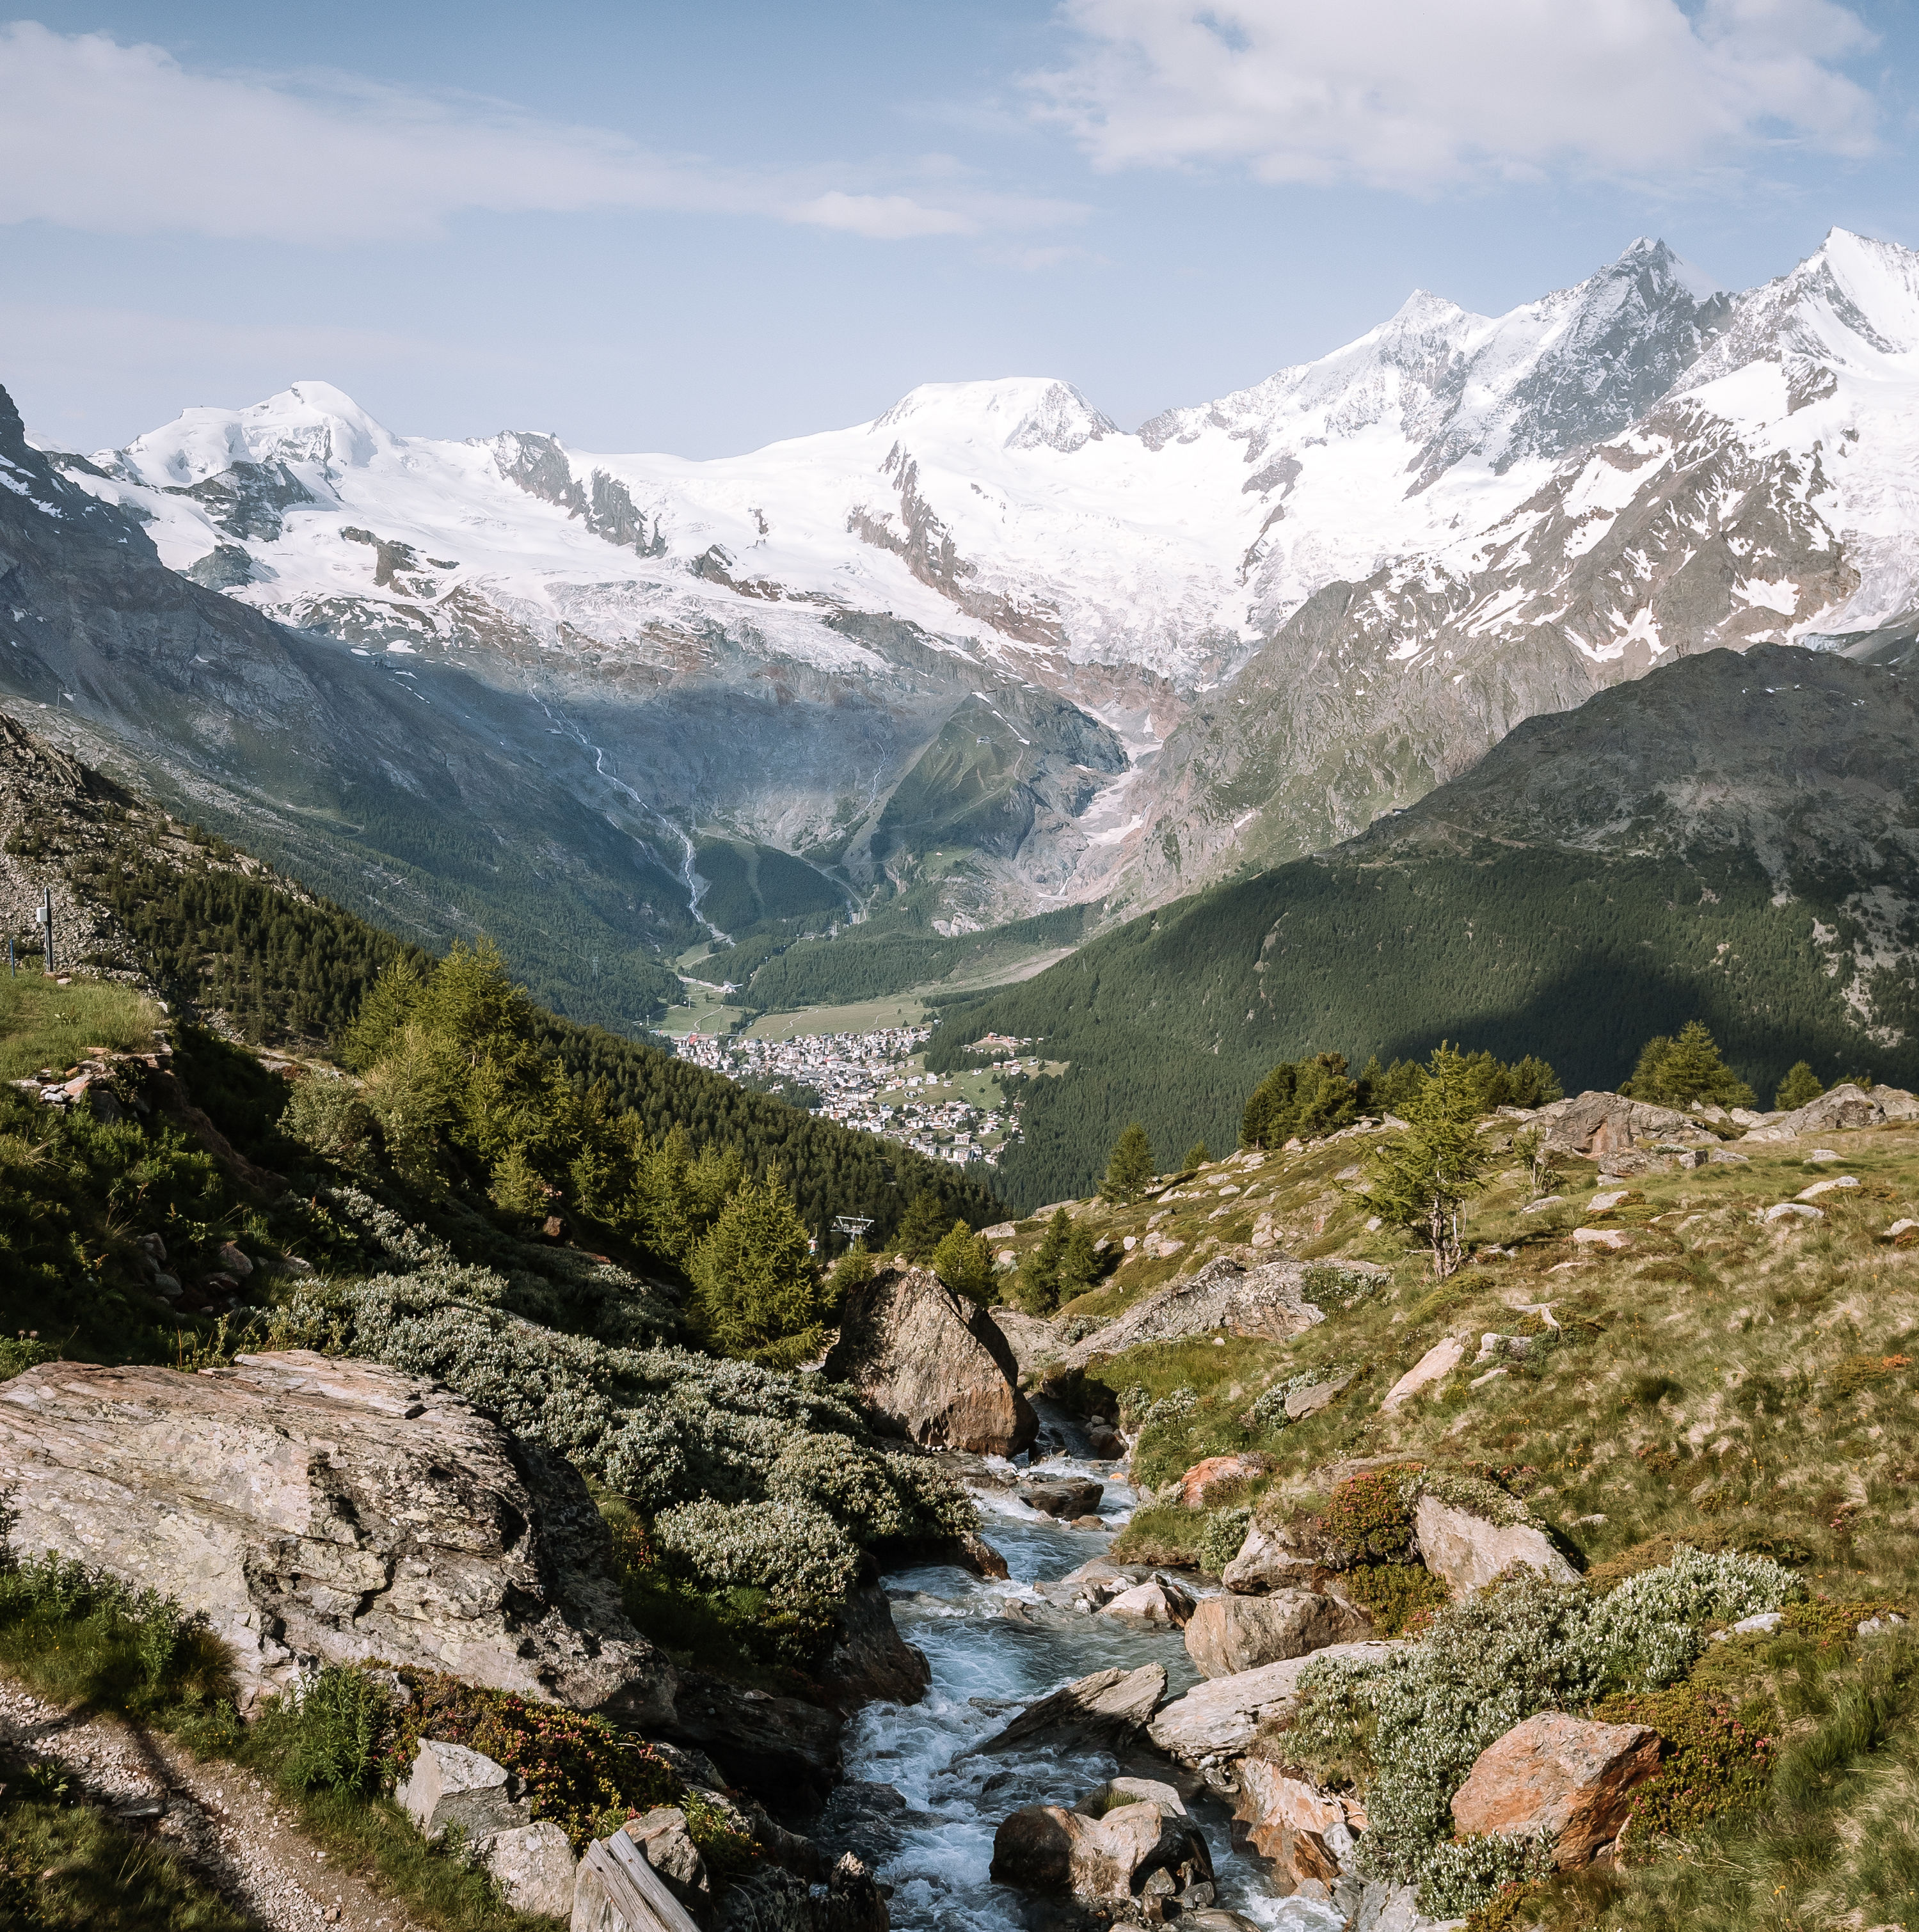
[931,647,1919,1210]
[996,1114,1919,1927]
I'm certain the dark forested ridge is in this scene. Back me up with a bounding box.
[932,645,1919,1209]
[24,786,1000,1244]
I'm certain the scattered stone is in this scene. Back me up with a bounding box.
[1520,1196,1565,1213]
[822,1263,1037,1456]
[399,1739,523,1842]
[1764,1202,1824,1224]
[1022,1477,1104,1519]
[1082,1777,1186,1819]
[1086,1423,1125,1459]
[1177,1454,1267,1508]
[1571,1227,1632,1251]
[1744,1084,1916,1142]
[482,1819,577,1918]
[1797,1176,1860,1200]
[1450,1712,1660,1867]
[980,1663,1168,1755]
[1380,1336,1467,1412]
[1101,1577,1197,1627]
[1859,1613,1909,1637]
[951,1532,1010,1579]
[1183,1589,1372,1679]
[1886,1219,1919,1242]
[1808,1148,1840,1162]
[1071,1513,1106,1530]
[1588,1189,1633,1212]
[0,1353,673,1720]
[626,1805,711,1913]
[1473,1333,1531,1365]
[1284,1370,1353,1420]
[1726,1611,1783,1636]
[1413,1495,1577,1597]
[215,1241,253,1278]
[1708,1149,1751,1166]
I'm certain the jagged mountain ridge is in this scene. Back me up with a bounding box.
[24,228,1919,970]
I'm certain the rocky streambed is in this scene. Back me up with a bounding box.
[824,1420,1342,1932]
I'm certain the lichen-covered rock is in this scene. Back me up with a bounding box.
[1058,1256,1325,1368]
[1533,1091,1708,1155]
[822,1266,1037,1457]
[1100,1576,1197,1626]
[1414,1494,1578,1597]
[1222,1522,1319,1595]
[1744,1081,1918,1142]
[400,1739,525,1842]
[1449,1711,1660,1867]
[1380,1336,1467,1412]
[484,1820,577,1919]
[0,1352,673,1722]
[1184,1590,1371,1678]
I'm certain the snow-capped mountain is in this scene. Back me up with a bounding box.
[38,228,1919,951]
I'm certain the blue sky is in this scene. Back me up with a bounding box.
[3,1,1915,454]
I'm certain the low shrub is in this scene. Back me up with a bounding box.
[1593,1684,1774,1842]
[1461,1877,1554,1932]
[1781,1595,1909,1649]
[1341,1563,1451,1636]
[274,1667,390,1798]
[1110,1503,1201,1567]
[1418,1833,1553,1918]
[1319,1467,1424,1565]
[1196,1507,1251,1576]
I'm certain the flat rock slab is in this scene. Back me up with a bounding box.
[1381,1336,1466,1411]
[1147,1642,1404,1774]
[0,1352,671,1720]
[980,1663,1168,1755]
[1060,1256,1324,1368]
[1414,1496,1577,1597]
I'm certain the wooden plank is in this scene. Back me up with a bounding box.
[600,1829,703,1932]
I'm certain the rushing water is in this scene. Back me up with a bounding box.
[831,1429,1344,1932]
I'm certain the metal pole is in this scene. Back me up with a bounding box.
[42,887,52,976]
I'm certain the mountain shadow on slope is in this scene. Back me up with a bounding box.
[929,645,1919,1209]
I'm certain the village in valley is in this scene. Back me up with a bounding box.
[666,1024,1052,1166]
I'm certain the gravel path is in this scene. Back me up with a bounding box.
[0,1675,429,1931]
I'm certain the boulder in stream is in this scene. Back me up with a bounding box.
[1021,1475,1104,1518]
[1100,1576,1197,1627]
[822,1265,1037,1456]
[978,1662,1168,1754]
[990,1796,1214,1909]
[818,1583,931,1709]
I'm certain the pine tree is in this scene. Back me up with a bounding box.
[1182,1139,1211,1171]
[1017,1208,1074,1314]
[932,1219,996,1304]
[1367,1043,1493,1279]
[1623,1020,1755,1109]
[895,1189,951,1260]
[1102,1121,1154,1205]
[690,1170,827,1367]
[1776,1061,1824,1111]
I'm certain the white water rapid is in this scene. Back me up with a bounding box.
[829,1413,1344,1932]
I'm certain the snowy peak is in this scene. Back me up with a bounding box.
[108,381,397,489]
[873,378,1118,455]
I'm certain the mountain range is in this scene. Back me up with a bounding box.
[6,227,1919,1021]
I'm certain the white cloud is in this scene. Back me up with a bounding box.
[0,21,1081,244]
[1033,0,1878,190]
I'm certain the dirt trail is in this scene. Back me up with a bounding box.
[0,1675,429,1931]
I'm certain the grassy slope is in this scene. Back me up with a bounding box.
[999,1121,1919,1927]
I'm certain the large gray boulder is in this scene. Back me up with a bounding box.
[1531,1090,1713,1156]
[1059,1256,1325,1368]
[979,1663,1168,1754]
[0,1352,673,1722]
[1183,1590,1371,1679]
[1413,1494,1577,1597]
[822,1265,1037,1457]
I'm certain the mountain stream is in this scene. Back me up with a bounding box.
[827,1410,1343,1932]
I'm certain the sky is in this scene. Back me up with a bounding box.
[1,0,1915,456]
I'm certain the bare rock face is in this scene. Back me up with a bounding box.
[1059,1256,1325,1368]
[1533,1091,1709,1156]
[1743,1081,1919,1142]
[398,1740,578,1918]
[1100,1576,1197,1626]
[1450,1712,1660,1866]
[1413,1495,1578,1597]
[1184,1590,1371,1679]
[990,1798,1214,1907]
[1230,1763,1366,1895]
[0,1352,673,1723]
[822,1266,1037,1457]
[980,1663,1168,1754]
[818,1585,931,1709]
[1222,1523,1319,1595]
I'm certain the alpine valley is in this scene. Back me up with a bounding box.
[6,227,1919,1029]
